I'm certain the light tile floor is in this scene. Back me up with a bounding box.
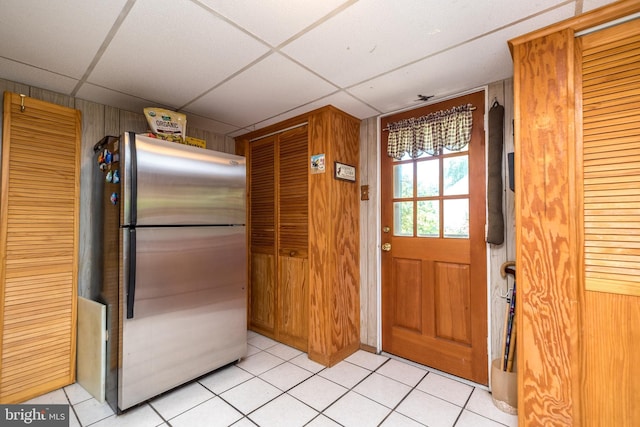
[24,331,517,427]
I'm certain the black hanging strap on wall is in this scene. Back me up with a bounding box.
[487,100,505,245]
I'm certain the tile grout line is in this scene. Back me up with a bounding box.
[372,359,429,426]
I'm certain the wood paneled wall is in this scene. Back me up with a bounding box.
[509,1,640,424]
[358,117,379,349]
[0,78,235,302]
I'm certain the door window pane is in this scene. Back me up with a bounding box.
[393,164,413,198]
[417,200,439,237]
[444,199,469,238]
[393,202,414,236]
[443,155,468,196]
[417,159,439,197]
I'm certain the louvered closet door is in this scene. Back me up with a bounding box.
[0,92,81,403]
[249,137,277,336]
[580,18,640,424]
[582,20,640,296]
[277,126,308,350]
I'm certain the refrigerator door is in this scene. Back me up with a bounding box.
[121,132,246,227]
[118,225,247,410]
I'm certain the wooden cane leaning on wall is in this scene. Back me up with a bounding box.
[500,261,516,372]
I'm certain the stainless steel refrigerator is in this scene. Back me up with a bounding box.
[95,132,247,412]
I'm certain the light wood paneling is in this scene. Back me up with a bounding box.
[277,126,309,350]
[578,18,640,426]
[249,253,275,335]
[241,105,360,366]
[359,117,379,348]
[0,92,80,403]
[509,2,640,424]
[512,29,579,426]
[277,256,308,350]
[306,108,361,365]
[582,21,640,297]
[76,99,105,300]
[487,79,516,365]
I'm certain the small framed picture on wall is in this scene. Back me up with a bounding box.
[334,161,356,182]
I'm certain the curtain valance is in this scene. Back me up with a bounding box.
[386,104,474,159]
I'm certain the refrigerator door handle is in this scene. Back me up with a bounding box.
[126,228,136,319]
[129,131,138,227]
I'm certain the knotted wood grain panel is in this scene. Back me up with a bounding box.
[0,92,80,403]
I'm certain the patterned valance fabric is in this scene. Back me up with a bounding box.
[386,104,474,159]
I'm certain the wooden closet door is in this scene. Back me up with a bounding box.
[579,19,640,425]
[277,126,308,350]
[248,137,277,336]
[0,92,81,403]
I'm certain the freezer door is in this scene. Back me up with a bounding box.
[118,225,247,410]
[122,132,246,226]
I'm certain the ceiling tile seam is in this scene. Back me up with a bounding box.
[69,0,137,98]
[178,0,360,114]
[272,0,360,49]
[340,0,577,94]
[244,88,374,132]
[175,50,274,113]
[190,0,272,49]
[0,56,79,90]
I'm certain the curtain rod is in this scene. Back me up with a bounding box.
[382,104,476,131]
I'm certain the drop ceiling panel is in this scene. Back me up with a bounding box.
[0,58,78,96]
[0,0,129,79]
[350,3,575,114]
[185,114,241,136]
[185,53,336,127]
[251,90,379,130]
[75,83,156,115]
[583,0,620,12]
[200,0,349,46]
[282,0,570,88]
[87,0,269,108]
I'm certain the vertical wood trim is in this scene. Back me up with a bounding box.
[487,79,516,366]
[359,117,378,348]
[308,110,332,363]
[513,29,580,426]
[76,99,105,300]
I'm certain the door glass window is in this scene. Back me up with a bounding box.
[417,200,439,237]
[443,198,469,238]
[393,152,469,239]
[417,159,439,197]
[443,155,468,196]
[393,202,414,236]
[393,164,413,198]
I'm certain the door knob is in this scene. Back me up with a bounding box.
[382,243,391,251]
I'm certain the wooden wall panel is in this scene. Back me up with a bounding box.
[277,256,308,350]
[307,111,332,363]
[249,253,276,334]
[487,79,516,364]
[307,107,360,365]
[328,110,360,359]
[76,99,105,301]
[512,29,579,426]
[582,291,640,424]
[358,117,379,349]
